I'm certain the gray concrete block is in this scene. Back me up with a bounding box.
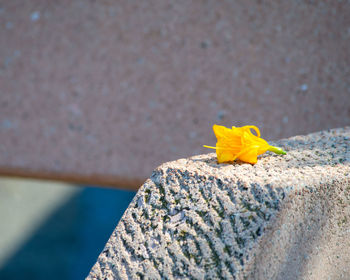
[87,127,350,279]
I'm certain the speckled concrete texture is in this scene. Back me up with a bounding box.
[0,1,349,185]
[87,127,350,279]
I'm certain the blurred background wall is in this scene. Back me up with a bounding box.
[1,0,349,187]
[0,178,135,279]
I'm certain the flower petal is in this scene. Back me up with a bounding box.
[238,146,259,164]
[217,151,234,163]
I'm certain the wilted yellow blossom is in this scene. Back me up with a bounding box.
[204,125,286,164]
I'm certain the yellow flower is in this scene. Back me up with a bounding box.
[204,125,286,164]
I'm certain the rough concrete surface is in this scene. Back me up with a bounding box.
[1,1,350,186]
[87,127,350,280]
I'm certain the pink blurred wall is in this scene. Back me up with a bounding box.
[0,1,349,188]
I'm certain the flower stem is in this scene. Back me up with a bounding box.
[268,145,287,155]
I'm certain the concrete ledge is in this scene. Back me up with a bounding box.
[87,127,350,279]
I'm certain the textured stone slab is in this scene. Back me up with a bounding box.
[87,127,350,279]
[1,1,350,187]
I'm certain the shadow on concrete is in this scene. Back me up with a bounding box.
[0,186,136,280]
[247,178,350,280]
[273,190,332,280]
